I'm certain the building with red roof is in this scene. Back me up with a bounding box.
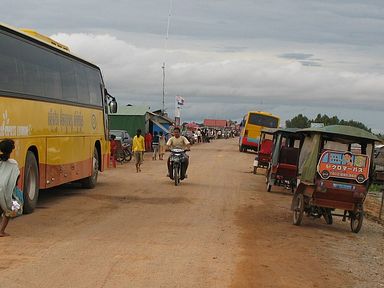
[203,119,228,128]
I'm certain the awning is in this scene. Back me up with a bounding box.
[151,118,170,134]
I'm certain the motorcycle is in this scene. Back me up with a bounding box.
[169,148,188,186]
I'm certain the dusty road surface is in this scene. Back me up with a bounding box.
[1,138,383,288]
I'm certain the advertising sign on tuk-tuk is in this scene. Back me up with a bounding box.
[317,150,370,184]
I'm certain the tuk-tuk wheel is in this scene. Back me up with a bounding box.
[350,210,364,233]
[293,194,304,226]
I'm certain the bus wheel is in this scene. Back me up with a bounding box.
[81,148,99,189]
[23,151,39,214]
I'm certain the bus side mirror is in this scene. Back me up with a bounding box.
[109,99,117,113]
[104,88,118,113]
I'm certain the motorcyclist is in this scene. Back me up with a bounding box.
[166,127,190,180]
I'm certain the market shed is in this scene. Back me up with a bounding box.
[109,106,174,136]
[108,106,148,136]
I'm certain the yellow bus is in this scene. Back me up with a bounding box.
[0,23,117,213]
[239,111,280,152]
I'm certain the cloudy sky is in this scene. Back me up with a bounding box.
[2,0,384,132]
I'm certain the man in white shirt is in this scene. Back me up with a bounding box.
[166,127,190,179]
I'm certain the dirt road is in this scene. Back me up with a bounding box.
[0,139,383,288]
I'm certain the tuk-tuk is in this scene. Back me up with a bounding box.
[253,128,276,174]
[266,128,303,193]
[291,125,379,233]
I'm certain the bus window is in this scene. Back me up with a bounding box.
[75,64,90,105]
[87,68,103,107]
[0,54,22,92]
[60,58,78,103]
[40,61,62,100]
[0,33,24,93]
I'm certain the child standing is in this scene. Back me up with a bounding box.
[0,139,20,237]
[159,131,166,160]
[152,131,159,160]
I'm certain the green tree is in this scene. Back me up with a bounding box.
[286,114,310,128]
[286,114,372,132]
[311,114,339,126]
[339,119,371,132]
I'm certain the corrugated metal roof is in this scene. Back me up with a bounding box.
[147,112,174,124]
[114,105,149,116]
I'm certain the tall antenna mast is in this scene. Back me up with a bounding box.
[162,0,172,115]
[162,63,165,115]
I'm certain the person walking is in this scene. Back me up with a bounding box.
[144,132,152,152]
[197,129,202,143]
[0,139,20,237]
[159,131,166,160]
[132,129,145,172]
[152,131,159,160]
[109,134,117,168]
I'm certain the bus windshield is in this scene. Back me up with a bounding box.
[248,113,278,128]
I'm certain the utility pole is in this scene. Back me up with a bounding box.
[161,0,172,116]
[162,62,166,115]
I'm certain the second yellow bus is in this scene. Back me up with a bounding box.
[239,111,280,152]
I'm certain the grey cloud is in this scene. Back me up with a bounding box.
[279,53,314,60]
[300,61,322,67]
[2,1,384,132]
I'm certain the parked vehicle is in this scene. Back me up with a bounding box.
[253,128,276,174]
[239,111,280,152]
[266,128,303,192]
[0,23,117,213]
[373,145,384,184]
[169,149,188,186]
[109,129,132,146]
[109,130,132,163]
[291,125,379,233]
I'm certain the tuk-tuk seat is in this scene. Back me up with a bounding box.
[279,147,299,165]
[259,139,273,154]
[275,147,299,178]
[277,163,297,178]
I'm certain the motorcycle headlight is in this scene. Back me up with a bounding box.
[170,156,179,162]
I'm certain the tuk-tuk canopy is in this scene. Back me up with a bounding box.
[273,127,300,135]
[298,125,379,142]
[261,128,278,135]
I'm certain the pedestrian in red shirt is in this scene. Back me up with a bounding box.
[110,134,117,168]
[145,132,152,152]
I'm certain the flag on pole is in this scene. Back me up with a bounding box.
[176,95,185,106]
